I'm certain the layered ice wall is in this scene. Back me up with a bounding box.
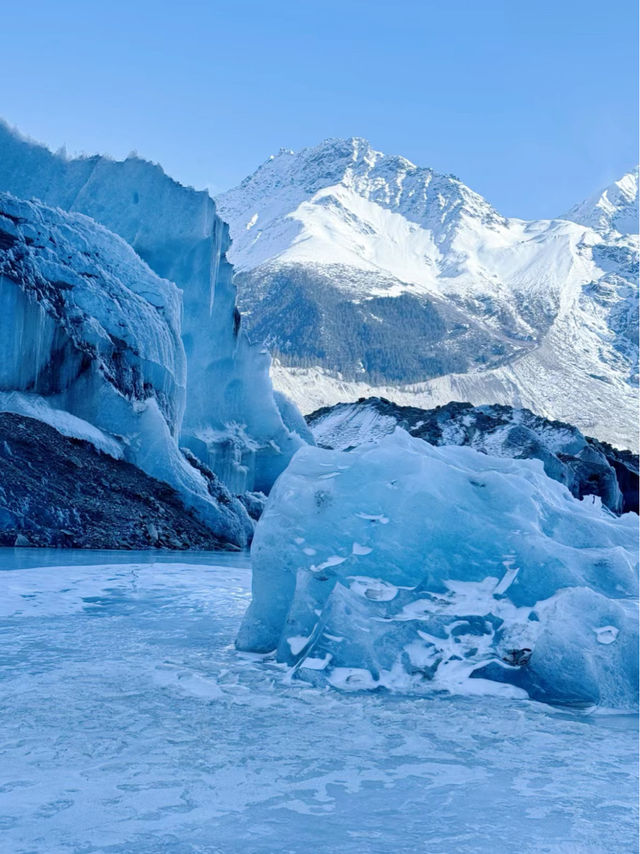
[237,431,639,708]
[0,121,308,494]
[0,192,252,546]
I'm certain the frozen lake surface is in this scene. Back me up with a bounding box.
[1,549,637,854]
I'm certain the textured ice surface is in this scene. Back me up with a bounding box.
[0,550,637,854]
[0,192,251,545]
[237,431,639,708]
[0,121,308,494]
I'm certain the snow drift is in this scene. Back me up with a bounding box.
[237,431,639,708]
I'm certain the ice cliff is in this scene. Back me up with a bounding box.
[237,431,639,709]
[0,191,251,546]
[0,121,309,496]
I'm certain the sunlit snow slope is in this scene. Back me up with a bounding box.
[217,139,639,450]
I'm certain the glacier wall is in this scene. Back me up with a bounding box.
[237,430,639,709]
[0,121,308,494]
[0,191,252,546]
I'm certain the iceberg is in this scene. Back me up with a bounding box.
[0,191,252,546]
[237,430,639,708]
[308,397,639,515]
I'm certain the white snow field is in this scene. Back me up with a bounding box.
[1,550,638,854]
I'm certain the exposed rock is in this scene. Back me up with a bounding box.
[0,413,239,550]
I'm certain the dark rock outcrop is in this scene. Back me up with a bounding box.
[0,413,238,550]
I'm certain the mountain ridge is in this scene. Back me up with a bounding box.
[216,138,639,450]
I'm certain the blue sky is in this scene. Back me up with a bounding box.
[1,0,637,218]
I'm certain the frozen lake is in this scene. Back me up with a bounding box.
[1,549,637,853]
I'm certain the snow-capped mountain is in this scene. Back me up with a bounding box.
[565,167,639,235]
[216,139,639,450]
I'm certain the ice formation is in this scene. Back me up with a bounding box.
[237,430,639,708]
[0,121,308,494]
[0,191,252,545]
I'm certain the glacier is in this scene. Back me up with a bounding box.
[0,191,252,546]
[217,138,639,450]
[0,120,308,495]
[237,430,639,709]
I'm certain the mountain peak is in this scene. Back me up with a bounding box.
[235,136,440,200]
[564,166,639,235]
[217,138,503,275]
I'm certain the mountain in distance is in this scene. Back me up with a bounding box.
[216,139,639,451]
[566,167,639,235]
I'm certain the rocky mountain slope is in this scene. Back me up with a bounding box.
[217,139,638,450]
[307,398,639,516]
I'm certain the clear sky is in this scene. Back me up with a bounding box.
[1,0,637,218]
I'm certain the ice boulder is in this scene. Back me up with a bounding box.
[0,192,252,546]
[237,430,639,708]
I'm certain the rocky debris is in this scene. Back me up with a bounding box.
[180,447,267,520]
[0,413,240,550]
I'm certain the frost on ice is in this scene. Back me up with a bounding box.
[237,430,639,708]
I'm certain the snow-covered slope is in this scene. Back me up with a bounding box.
[0,121,309,495]
[0,192,252,545]
[565,167,639,235]
[216,139,639,449]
